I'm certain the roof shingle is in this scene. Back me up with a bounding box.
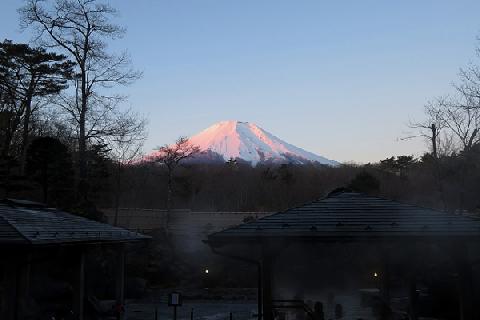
[208,191,480,244]
[0,202,150,246]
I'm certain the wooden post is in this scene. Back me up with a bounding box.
[115,244,126,320]
[408,275,418,320]
[2,262,18,320]
[452,242,473,320]
[377,247,392,320]
[380,248,391,304]
[17,253,32,320]
[261,245,274,320]
[257,262,263,320]
[73,249,85,320]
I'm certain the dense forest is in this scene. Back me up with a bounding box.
[111,151,480,214]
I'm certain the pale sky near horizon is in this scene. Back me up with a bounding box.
[1,0,480,163]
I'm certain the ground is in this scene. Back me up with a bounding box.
[125,300,257,320]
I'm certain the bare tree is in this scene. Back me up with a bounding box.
[20,0,142,199]
[154,137,200,215]
[412,39,480,156]
[409,101,447,159]
[412,86,480,156]
[426,95,480,153]
[108,112,147,226]
[410,41,480,211]
[452,65,480,151]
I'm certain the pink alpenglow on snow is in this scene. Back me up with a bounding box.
[183,121,338,166]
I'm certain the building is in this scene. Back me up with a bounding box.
[0,199,149,320]
[207,189,480,320]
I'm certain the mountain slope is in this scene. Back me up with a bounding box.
[185,121,338,166]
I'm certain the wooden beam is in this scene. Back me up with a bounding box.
[377,247,392,320]
[452,243,473,320]
[408,275,418,320]
[405,244,424,320]
[2,262,17,320]
[115,244,126,320]
[72,249,85,320]
[257,262,263,320]
[16,253,32,320]
[380,249,390,304]
[261,245,274,320]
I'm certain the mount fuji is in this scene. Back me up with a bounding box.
[166,121,338,166]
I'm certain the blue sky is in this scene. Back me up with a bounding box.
[2,1,480,163]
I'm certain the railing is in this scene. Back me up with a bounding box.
[272,300,315,320]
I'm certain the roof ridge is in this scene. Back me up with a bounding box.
[324,191,471,218]
[207,190,480,244]
[2,198,47,209]
[0,204,150,245]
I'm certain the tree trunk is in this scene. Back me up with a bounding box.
[78,65,88,201]
[20,90,33,174]
[114,162,122,226]
[21,74,36,160]
[165,169,173,232]
[21,102,31,157]
[431,123,437,159]
[1,112,20,158]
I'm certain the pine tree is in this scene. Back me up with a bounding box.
[0,40,74,160]
[25,137,73,207]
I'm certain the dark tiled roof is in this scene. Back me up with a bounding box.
[0,215,27,244]
[0,201,150,246]
[208,191,480,244]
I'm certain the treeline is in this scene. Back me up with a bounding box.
[114,151,480,214]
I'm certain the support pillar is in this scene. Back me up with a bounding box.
[73,249,85,320]
[379,247,392,320]
[452,243,473,320]
[2,263,18,320]
[115,244,126,320]
[261,246,274,320]
[257,263,263,320]
[380,251,390,304]
[408,275,418,320]
[406,243,424,320]
[17,253,32,320]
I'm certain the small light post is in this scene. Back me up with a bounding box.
[204,267,210,289]
[168,292,183,320]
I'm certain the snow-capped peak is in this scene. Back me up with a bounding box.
[186,120,338,166]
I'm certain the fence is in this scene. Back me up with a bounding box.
[102,208,271,234]
[102,208,272,262]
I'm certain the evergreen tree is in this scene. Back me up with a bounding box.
[25,137,73,206]
[0,40,74,160]
[348,171,380,194]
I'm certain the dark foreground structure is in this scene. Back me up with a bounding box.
[0,199,149,320]
[207,190,480,320]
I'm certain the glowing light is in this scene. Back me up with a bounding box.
[205,268,209,274]
[374,272,378,278]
